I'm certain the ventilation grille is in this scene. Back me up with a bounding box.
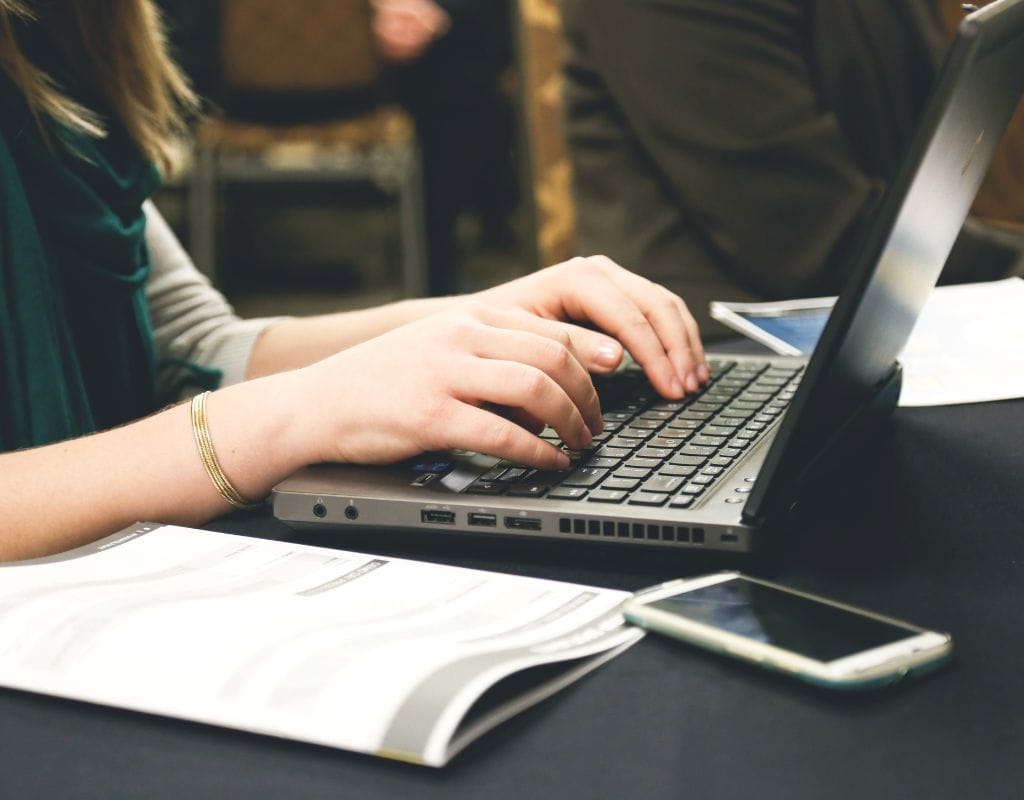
[558,518,704,544]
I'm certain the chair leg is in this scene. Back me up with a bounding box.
[188,144,219,284]
[397,145,429,298]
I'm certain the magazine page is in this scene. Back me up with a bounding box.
[0,524,641,766]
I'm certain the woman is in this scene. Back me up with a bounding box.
[0,0,707,561]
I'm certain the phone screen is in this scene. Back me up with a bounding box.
[648,577,917,662]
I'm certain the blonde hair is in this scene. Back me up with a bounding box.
[0,0,197,174]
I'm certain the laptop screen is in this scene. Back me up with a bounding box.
[744,0,1024,523]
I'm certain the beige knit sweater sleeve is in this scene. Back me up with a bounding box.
[143,201,287,403]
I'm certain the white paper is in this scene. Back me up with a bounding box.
[0,524,640,767]
[897,278,1024,406]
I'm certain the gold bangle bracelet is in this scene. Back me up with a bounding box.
[190,391,263,511]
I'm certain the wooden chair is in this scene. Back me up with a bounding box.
[514,0,576,268]
[187,0,428,295]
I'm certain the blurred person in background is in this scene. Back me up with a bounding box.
[372,0,518,295]
[562,0,1024,337]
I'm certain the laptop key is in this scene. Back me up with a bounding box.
[658,464,697,478]
[613,466,651,480]
[663,418,702,431]
[548,486,588,500]
[603,477,641,491]
[585,456,622,469]
[669,454,707,467]
[467,480,507,495]
[648,436,686,450]
[626,456,662,470]
[637,446,673,461]
[506,483,549,497]
[642,475,685,493]
[628,492,669,507]
[561,468,608,487]
[594,446,631,459]
[587,489,629,503]
[689,435,727,448]
[700,425,735,438]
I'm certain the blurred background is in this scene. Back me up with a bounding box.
[152,0,568,318]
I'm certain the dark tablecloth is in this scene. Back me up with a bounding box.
[2,400,1022,799]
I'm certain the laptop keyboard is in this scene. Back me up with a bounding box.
[465,359,804,508]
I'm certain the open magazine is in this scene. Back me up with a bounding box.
[0,524,641,767]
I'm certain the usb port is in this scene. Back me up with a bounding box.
[421,509,455,524]
[468,513,497,527]
[504,516,541,531]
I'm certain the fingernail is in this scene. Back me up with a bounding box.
[698,363,711,382]
[686,373,699,393]
[593,340,621,369]
[555,452,571,469]
[671,376,684,397]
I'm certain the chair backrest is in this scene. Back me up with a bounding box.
[515,0,576,267]
[220,0,381,95]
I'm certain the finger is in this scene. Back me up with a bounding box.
[547,321,624,374]
[472,304,623,379]
[553,258,685,398]
[452,357,595,450]
[488,405,547,436]
[587,255,708,390]
[673,293,711,384]
[437,403,571,470]
[465,309,605,433]
[635,285,706,393]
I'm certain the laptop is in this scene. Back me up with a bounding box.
[273,0,1024,553]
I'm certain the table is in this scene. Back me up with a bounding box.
[2,399,1022,799]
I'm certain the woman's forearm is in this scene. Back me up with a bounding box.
[0,371,315,561]
[245,295,456,377]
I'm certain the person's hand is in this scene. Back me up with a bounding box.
[297,303,606,470]
[472,255,709,398]
[371,0,451,63]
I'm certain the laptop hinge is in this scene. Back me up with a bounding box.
[740,362,903,528]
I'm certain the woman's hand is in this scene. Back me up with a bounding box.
[299,303,607,470]
[472,255,709,398]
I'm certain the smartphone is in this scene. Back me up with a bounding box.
[623,572,952,690]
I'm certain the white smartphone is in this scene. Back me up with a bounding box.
[623,572,952,690]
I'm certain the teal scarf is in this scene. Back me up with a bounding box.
[0,62,161,451]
